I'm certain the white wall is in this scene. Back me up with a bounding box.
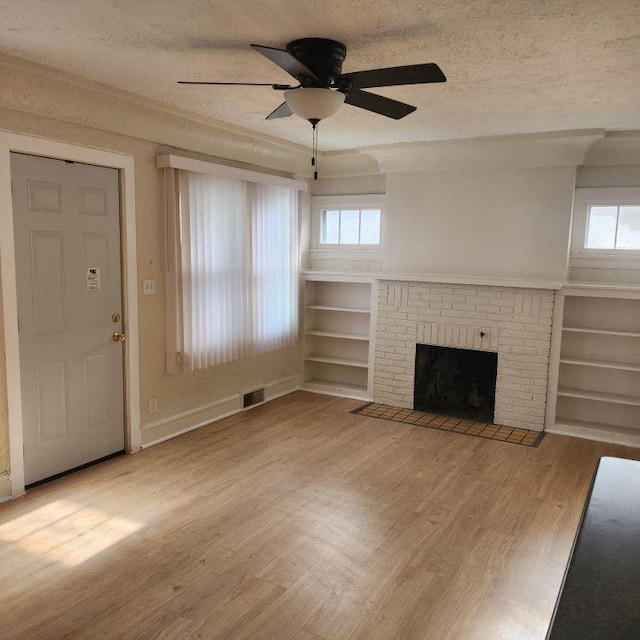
[383,167,576,280]
[576,165,640,188]
[310,174,386,196]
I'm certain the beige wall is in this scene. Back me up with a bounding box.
[0,56,309,482]
[0,260,8,478]
[384,167,576,280]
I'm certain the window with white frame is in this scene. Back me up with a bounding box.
[162,156,302,371]
[312,195,385,250]
[571,187,640,259]
[585,204,640,250]
[321,207,381,245]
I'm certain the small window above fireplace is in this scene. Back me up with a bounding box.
[571,187,640,268]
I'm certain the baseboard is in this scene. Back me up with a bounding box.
[547,422,640,448]
[141,375,299,448]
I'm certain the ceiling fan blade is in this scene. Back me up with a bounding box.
[250,44,318,81]
[340,63,446,89]
[266,102,293,120]
[343,89,416,119]
[178,81,289,86]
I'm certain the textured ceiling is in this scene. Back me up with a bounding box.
[0,0,639,151]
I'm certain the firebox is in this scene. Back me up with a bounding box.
[414,344,498,423]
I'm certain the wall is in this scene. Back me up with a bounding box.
[312,165,579,282]
[0,263,8,493]
[0,55,309,487]
[384,167,576,280]
[310,175,386,196]
[313,133,609,282]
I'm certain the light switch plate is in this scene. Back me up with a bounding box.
[143,279,156,295]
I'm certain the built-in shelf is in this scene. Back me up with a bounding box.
[305,329,370,341]
[306,304,370,314]
[563,326,640,339]
[554,417,640,434]
[553,291,640,442]
[304,378,369,398]
[557,387,640,407]
[550,419,640,448]
[302,275,374,401]
[305,354,369,368]
[559,357,640,373]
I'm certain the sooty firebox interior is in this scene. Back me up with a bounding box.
[414,344,498,423]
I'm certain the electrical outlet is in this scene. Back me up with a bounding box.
[143,279,156,295]
[148,396,158,414]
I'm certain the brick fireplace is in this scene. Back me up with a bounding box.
[373,281,555,431]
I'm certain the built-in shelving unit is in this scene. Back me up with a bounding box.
[301,272,374,401]
[550,286,640,445]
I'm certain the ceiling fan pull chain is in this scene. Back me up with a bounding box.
[311,122,316,166]
[310,120,319,180]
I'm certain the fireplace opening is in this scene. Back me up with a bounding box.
[414,344,498,423]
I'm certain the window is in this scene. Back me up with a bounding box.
[571,188,640,261]
[163,158,302,371]
[311,195,385,253]
[320,207,381,245]
[585,205,640,250]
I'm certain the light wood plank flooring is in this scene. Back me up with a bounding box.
[1,391,638,640]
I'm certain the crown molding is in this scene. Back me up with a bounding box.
[361,130,605,173]
[583,132,640,166]
[0,52,310,176]
[320,130,607,176]
[316,149,382,177]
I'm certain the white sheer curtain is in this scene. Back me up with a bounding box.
[168,168,299,371]
[251,183,298,354]
[179,171,252,369]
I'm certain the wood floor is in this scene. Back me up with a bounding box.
[1,391,638,640]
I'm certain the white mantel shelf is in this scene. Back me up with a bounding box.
[302,270,562,290]
[377,272,563,290]
[303,271,640,294]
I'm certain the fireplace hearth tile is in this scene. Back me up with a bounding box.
[352,402,545,447]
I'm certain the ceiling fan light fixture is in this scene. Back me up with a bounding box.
[284,87,345,122]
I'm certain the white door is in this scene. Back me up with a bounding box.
[11,153,125,485]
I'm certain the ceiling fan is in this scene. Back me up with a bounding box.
[179,38,446,176]
[179,38,446,120]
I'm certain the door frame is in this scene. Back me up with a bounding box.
[0,131,141,498]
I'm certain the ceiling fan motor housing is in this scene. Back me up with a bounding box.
[286,38,347,86]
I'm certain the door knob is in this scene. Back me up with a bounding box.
[112,332,127,342]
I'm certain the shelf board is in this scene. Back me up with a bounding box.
[550,419,640,446]
[304,354,369,368]
[563,326,640,338]
[305,329,370,341]
[557,387,640,407]
[306,304,370,314]
[303,378,369,398]
[554,417,640,433]
[302,271,373,284]
[560,357,640,373]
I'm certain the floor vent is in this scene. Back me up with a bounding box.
[243,388,265,408]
